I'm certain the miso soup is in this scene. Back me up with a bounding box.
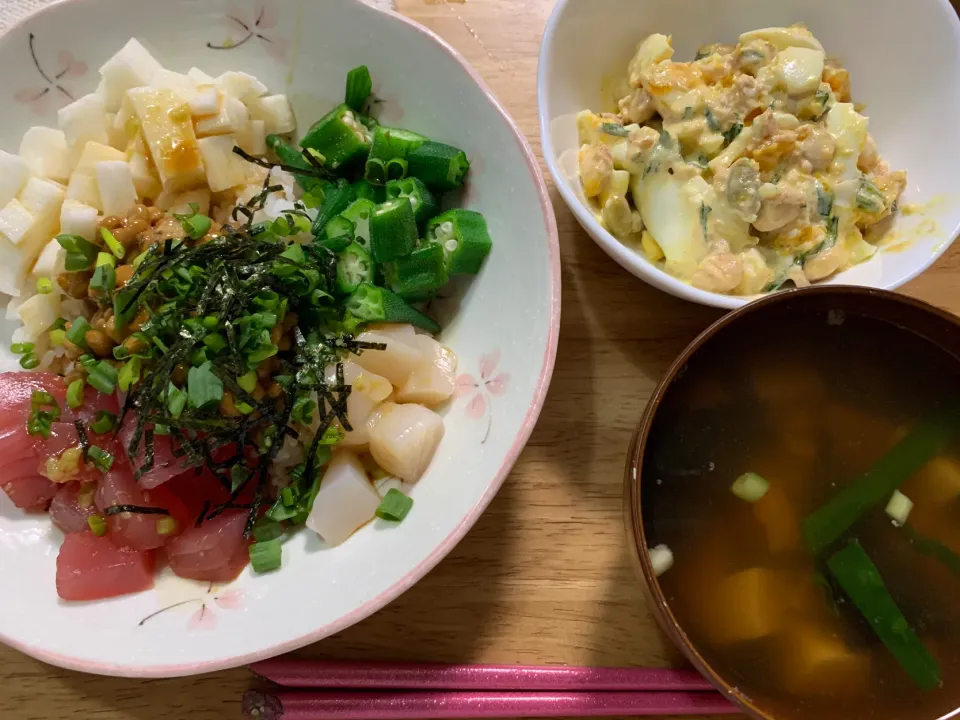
[642,297,960,720]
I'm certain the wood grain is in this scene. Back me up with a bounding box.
[1,1,958,718]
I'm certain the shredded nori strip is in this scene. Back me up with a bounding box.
[74,419,90,460]
[104,504,171,516]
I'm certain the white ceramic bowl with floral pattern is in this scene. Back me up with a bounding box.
[0,0,559,677]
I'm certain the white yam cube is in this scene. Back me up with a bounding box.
[127,87,206,192]
[368,402,445,482]
[195,95,249,137]
[0,151,30,208]
[17,292,61,340]
[19,128,72,182]
[169,188,211,216]
[19,176,66,219]
[149,68,197,100]
[66,141,126,210]
[215,71,268,103]
[306,450,381,546]
[237,119,267,157]
[59,198,99,241]
[98,38,164,111]
[95,160,137,216]
[113,99,138,139]
[58,93,108,152]
[31,237,64,279]
[197,135,247,192]
[0,199,36,248]
[187,67,214,84]
[352,327,421,386]
[396,335,457,407]
[128,152,162,200]
[0,193,61,294]
[247,94,296,135]
[189,86,220,117]
[0,239,23,295]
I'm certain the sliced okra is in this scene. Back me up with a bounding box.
[425,209,492,274]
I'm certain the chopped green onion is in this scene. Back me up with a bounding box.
[56,234,99,271]
[885,490,913,527]
[827,541,940,690]
[236,401,255,414]
[183,213,212,240]
[376,488,413,521]
[36,277,53,294]
[203,333,227,353]
[649,544,674,577]
[731,472,770,503]
[167,382,187,418]
[100,227,125,258]
[89,262,116,295]
[96,252,116,268]
[229,465,250,491]
[87,361,118,394]
[87,515,107,536]
[10,342,34,354]
[187,361,223,408]
[249,539,282,573]
[118,356,142,392]
[248,343,278,366]
[50,329,67,347]
[156,517,178,535]
[67,379,85,409]
[280,486,297,506]
[253,519,284,543]
[19,353,40,369]
[90,410,117,434]
[66,317,91,349]
[86,445,114,472]
[238,370,258,394]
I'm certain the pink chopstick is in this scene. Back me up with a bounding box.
[249,659,715,692]
[242,690,737,719]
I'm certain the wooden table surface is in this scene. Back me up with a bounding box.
[2,0,960,718]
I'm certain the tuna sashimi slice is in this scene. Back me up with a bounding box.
[1,474,57,511]
[166,511,248,581]
[56,532,154,601]
[49,483,97,533]
[118,417,192,490]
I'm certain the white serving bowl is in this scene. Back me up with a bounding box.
[538,0,960,309]
[0,0,559,677]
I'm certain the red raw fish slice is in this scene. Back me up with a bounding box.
[118,417,191,489]
[56,531,154,601]
[49,483,97,533]
[0,372,67,429]
[1,474,56,510]
[167,511,248,581]
[96,459,188,550]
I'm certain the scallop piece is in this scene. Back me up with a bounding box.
[396,335,457,407]
[325,359,392,446]
[368,402,444,483]
[306,450,381,546]
[352,326,421,387]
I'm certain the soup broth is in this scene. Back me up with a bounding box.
[643,303,960,720]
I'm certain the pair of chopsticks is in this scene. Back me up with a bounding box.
[244,660,736,719]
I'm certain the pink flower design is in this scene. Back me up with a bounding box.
[14,34,87,116]
[207,2,287,62]
[139,582,245,631]
[456,350,510,444]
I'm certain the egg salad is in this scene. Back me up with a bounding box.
[577,24,906,295]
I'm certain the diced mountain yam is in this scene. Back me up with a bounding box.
[1,179,65,284]
[127,87,206,192]
[31,238,64,279]
[17,292,61,340]
[197,135,247,192]
[98,38,164,111]
[247,94,296,134]
[215,71,268,103]
[113,98,138,139]
[66,141,126,210]
[187,67,214,84]
[170,188,212,216]
[103,112,129,150]
[128,152,161,200]
[95,160,137,216]
[0,199,36,248]
[352,327,421,386]
[20,176,66,218]
[189,86,220,117]
[195,95,249,137]
[237,118,267,156]
[56,531,154,601]
[59,198,99,241]
[58,93,108,154]
[18,128,72,182]
[0,152,29,210]
[306,450,380,546]
[149,68,197,100]
[396,335,456,406]
[368,402,444,482]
